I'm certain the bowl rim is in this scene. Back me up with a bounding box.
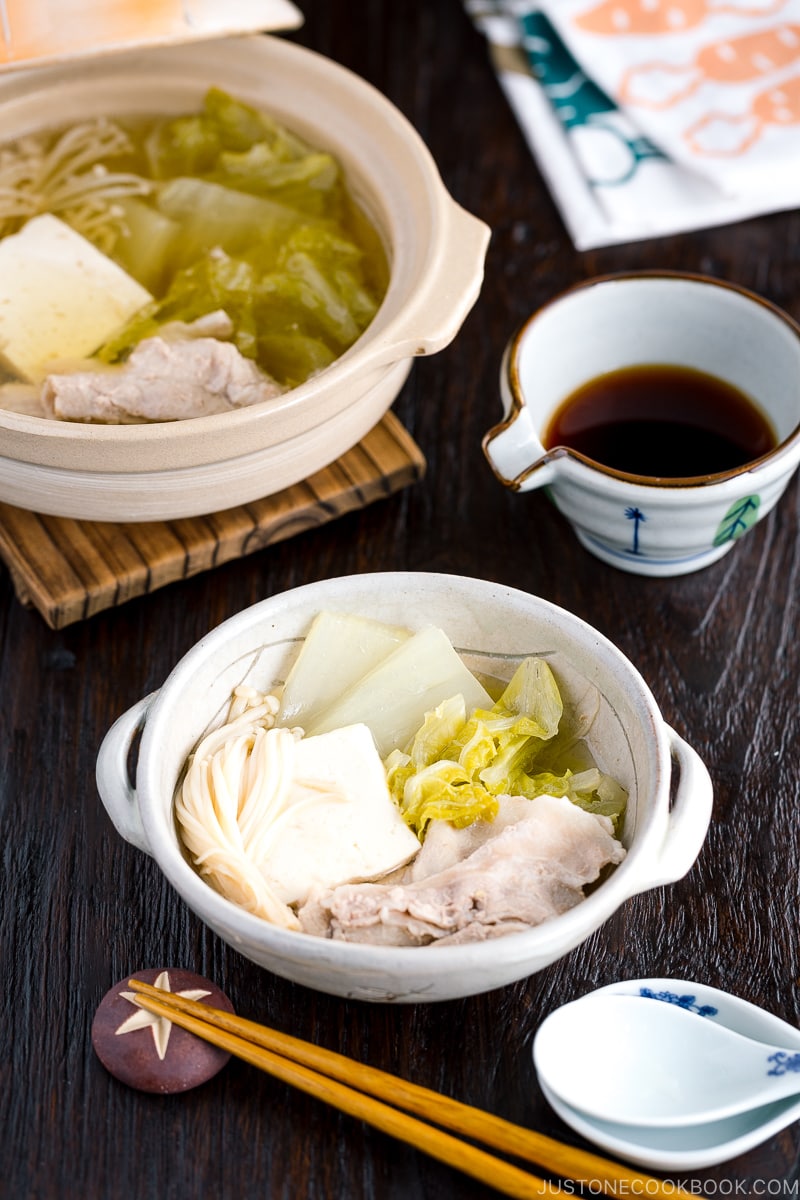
[132,571,674,967]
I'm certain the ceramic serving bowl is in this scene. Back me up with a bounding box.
[96,572,713,1003]
[483,273,800,577]
[0,35,489,521]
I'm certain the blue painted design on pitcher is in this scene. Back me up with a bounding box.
[624,506,646,555]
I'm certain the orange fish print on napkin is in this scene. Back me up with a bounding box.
[686,70,800,150]
[575,0,788,36]
[620,24,800,106]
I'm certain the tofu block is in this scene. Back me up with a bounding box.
[0,214,153,381]
[260,723,421,906]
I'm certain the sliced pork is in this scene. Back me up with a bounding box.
[41,331,283,422]
[297,793,626,946]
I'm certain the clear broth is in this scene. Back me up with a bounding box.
[0,95,389,391]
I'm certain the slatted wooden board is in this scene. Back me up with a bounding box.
[0,412,425,629]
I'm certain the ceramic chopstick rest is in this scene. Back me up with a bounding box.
[92,968,234,1094]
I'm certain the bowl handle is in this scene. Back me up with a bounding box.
[95,693,156,856]
[640,725,713,889]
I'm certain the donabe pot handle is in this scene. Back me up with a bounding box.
[361,200,490,365]
[408,200,491,355]
[645,725,713,888]
[95,693,157,856]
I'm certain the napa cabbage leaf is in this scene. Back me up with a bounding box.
[387,656,627,839]
[95,89,385,385]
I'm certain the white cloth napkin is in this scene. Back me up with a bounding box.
[465,0,800,248]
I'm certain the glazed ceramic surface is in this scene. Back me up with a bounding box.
[0,35,489,520]
[534,990,800,1126]
[96,572,713,1003]
[483,273,800,577]
[538,977,800,1170]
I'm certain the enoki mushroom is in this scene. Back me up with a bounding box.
[0,119,151,250]
[175,686,333,930]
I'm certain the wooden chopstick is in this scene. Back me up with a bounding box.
[129,979,551,1198]
[127,978,688,1199]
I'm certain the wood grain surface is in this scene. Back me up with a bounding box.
[0,413,425,628]
[1,2,799,1197]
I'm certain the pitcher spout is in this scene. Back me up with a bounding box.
[482,409,565,492]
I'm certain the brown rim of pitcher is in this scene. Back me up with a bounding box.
[484,270,800,492]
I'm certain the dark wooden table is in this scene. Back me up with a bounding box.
[2,2,799,1196]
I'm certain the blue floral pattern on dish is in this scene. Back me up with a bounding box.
[639,986,719,1018]
[768,1051,800,1076]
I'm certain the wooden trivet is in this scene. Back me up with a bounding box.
[0,411,425,629]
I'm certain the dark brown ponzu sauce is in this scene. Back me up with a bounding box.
[543,364,777,478]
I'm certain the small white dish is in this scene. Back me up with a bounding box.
[535,977,800,1170]
[535,991,800,1126]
